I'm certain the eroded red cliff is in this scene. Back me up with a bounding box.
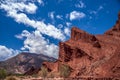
[41,12,120,79]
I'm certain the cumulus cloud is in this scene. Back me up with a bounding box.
[0,1,37,14]
[70,11,86,21]
[0,0,66,58]
[15,30,30,39]
[0,1,65,41]
[18,30,59,58]
[75,1,86,8]
[0,45,19,61]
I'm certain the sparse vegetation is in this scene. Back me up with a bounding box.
[48,72,54,78]
[59,64,71,78]
[14,73,24,77]
[0,69,7,79]
[32,74,38,78]
[6,76,17,80]
[39,66,48,78]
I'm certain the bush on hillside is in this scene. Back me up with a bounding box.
[39,66,48,78]
[6,76,17,80]
[59,64,71,78]
[0,69,7,79]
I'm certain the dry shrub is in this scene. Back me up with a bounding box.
[6,76,17,80]
[59,64,71,78]
[39,66,48,78]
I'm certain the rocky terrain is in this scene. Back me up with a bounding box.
[0,12,120,80]
[42,12,120,79]
[0,52,56,74]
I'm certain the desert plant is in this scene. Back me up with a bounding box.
[39,66,48,78]
[5,76,17,80]
[32,74,38,78]
[14,73,24,77]
[59,64,71,78]
[0,69,7,79]
[48,72,54,78]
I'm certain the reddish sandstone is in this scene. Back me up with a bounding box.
[40,12,120,79]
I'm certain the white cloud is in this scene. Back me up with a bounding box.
[57,24,63,29]
[66,22,72,27]
[19,30,59,58]
[48,12,55,20]
[0,45,19,61]
[70,11,86,20]
[36,22,65,40]
[56,15,63,20]
[90,11,97,15]
[0,1,37,14]
[65,14,69,19]
[15,30,30,39]
[0,1,65,41]
[37,0,44,5]
[0,0,66,58]
[89,5,104,15]
[75,1,85,8]
[64,28,70,36]
[15,35,23,39]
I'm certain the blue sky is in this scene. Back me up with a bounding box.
[0,0,120,61]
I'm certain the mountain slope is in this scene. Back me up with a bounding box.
[0,52,56,74]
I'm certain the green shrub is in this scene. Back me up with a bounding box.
[59,64,71,78]
[0,69,7,79]
[6,76,17,80]
[39,66,48,78]
[14,73,24,77]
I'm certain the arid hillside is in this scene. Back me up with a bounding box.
[42,12,120,79]
[0,52,56,74]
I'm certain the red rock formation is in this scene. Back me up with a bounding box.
[71,27,96,42]
[42,61,59,72]
[41,12,120,79]
[105,12,120,37]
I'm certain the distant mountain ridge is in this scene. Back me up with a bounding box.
[0,52,56,74]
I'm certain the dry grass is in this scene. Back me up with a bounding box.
[5,76,17,80]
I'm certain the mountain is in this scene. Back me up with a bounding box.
[0,52,56,74]
[42,12,120,79]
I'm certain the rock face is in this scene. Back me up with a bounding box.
[105,12,120,37]
[42,12,120,79]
